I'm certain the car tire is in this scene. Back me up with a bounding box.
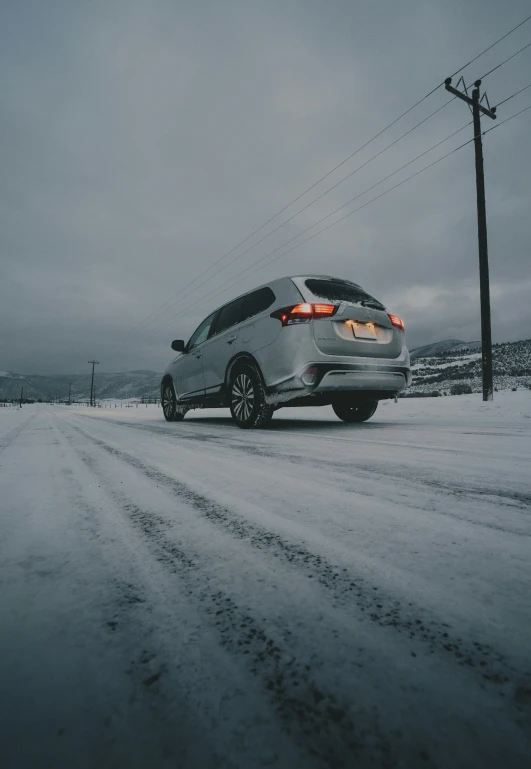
[229,363,274,429]
[332,399,378,423]
[161,381,186,422]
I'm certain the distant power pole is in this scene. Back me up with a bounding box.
[444,77,497,402]
[88,360,99,407]
[19,385,23,408]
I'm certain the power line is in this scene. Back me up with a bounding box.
[160,139,477,333]
[140,73,527,339]
[494,82,531,107]
[251,105,531,282]
[448,14,531,79]
[123,14,531,340]
[123,91,447,336]
[219,78,531,294]
[158,103,531,332]
[136,99,456,334]
[151,100,531,337]
[123,90,451,337]
[479,40,531,80]
[158,78,531,334]
[250,106,531,267]
[484,101,531,133]
[150,120,473,334]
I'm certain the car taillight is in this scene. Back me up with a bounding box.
[313,304,337,318]
[270,303,338,325]
[388,314,405,331]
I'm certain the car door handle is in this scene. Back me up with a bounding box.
[194,350,202,358]
[227,336,237,344]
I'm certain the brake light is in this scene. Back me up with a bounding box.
[291,303,313,316]
[388,314,405,331]
[270,303,338,325]
[313,304,337,317]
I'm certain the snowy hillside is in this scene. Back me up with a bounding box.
[410,339,481,361]
[410,338,531,394]
[0,370,161,401]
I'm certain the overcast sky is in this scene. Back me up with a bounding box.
[1,0,530,375]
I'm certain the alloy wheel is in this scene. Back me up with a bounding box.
[162,384,176,420]
[231,373,255,422]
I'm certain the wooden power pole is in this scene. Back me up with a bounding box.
[88,361,99,407]
[444,76,497,401]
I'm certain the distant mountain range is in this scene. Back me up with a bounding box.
[0,370,161,402]
[2,338,531,401]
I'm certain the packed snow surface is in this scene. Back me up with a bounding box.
[1,393,530,768]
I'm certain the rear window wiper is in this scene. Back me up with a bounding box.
[360,300,384,310]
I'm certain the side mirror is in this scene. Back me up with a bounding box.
[171,340,185,352]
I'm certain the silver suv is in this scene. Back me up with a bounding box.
[161,275,411,428]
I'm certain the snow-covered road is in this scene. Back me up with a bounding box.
[1,394,530,768]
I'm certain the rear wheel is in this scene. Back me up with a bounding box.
[162,381,186,422]
[229,363,274,429]
[333,399,378,423]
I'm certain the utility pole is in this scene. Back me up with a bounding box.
[444,76,497,402]
[19,385,23,408]
[88,360,99,407]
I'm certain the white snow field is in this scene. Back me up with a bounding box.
[1,393,530,769]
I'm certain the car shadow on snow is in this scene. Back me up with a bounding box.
[183,415,398,432]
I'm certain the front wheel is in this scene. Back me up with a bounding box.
[229,363,274,429]
[161,381,186,422]
[332,399,378,423]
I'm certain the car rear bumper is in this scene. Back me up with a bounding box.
[314,365,410,392]
[264,361,411,404]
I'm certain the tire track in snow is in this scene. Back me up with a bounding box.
[47,419,256,764]
[223,444,531,539]
[77,414,531,520]
[63,417,531,712]
[56,419,405,769]
[0,411,35,453]
[227,444,531,512]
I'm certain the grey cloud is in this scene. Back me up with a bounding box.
[1,0,530,374]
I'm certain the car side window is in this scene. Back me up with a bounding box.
[213,297,244,336]
[187,312,217,350]
[241,287,276,322]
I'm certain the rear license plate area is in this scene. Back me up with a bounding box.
[351,322,377,340]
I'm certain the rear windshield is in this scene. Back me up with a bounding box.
[304,279,385,309]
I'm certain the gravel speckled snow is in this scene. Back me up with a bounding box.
[1,393,530,768]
